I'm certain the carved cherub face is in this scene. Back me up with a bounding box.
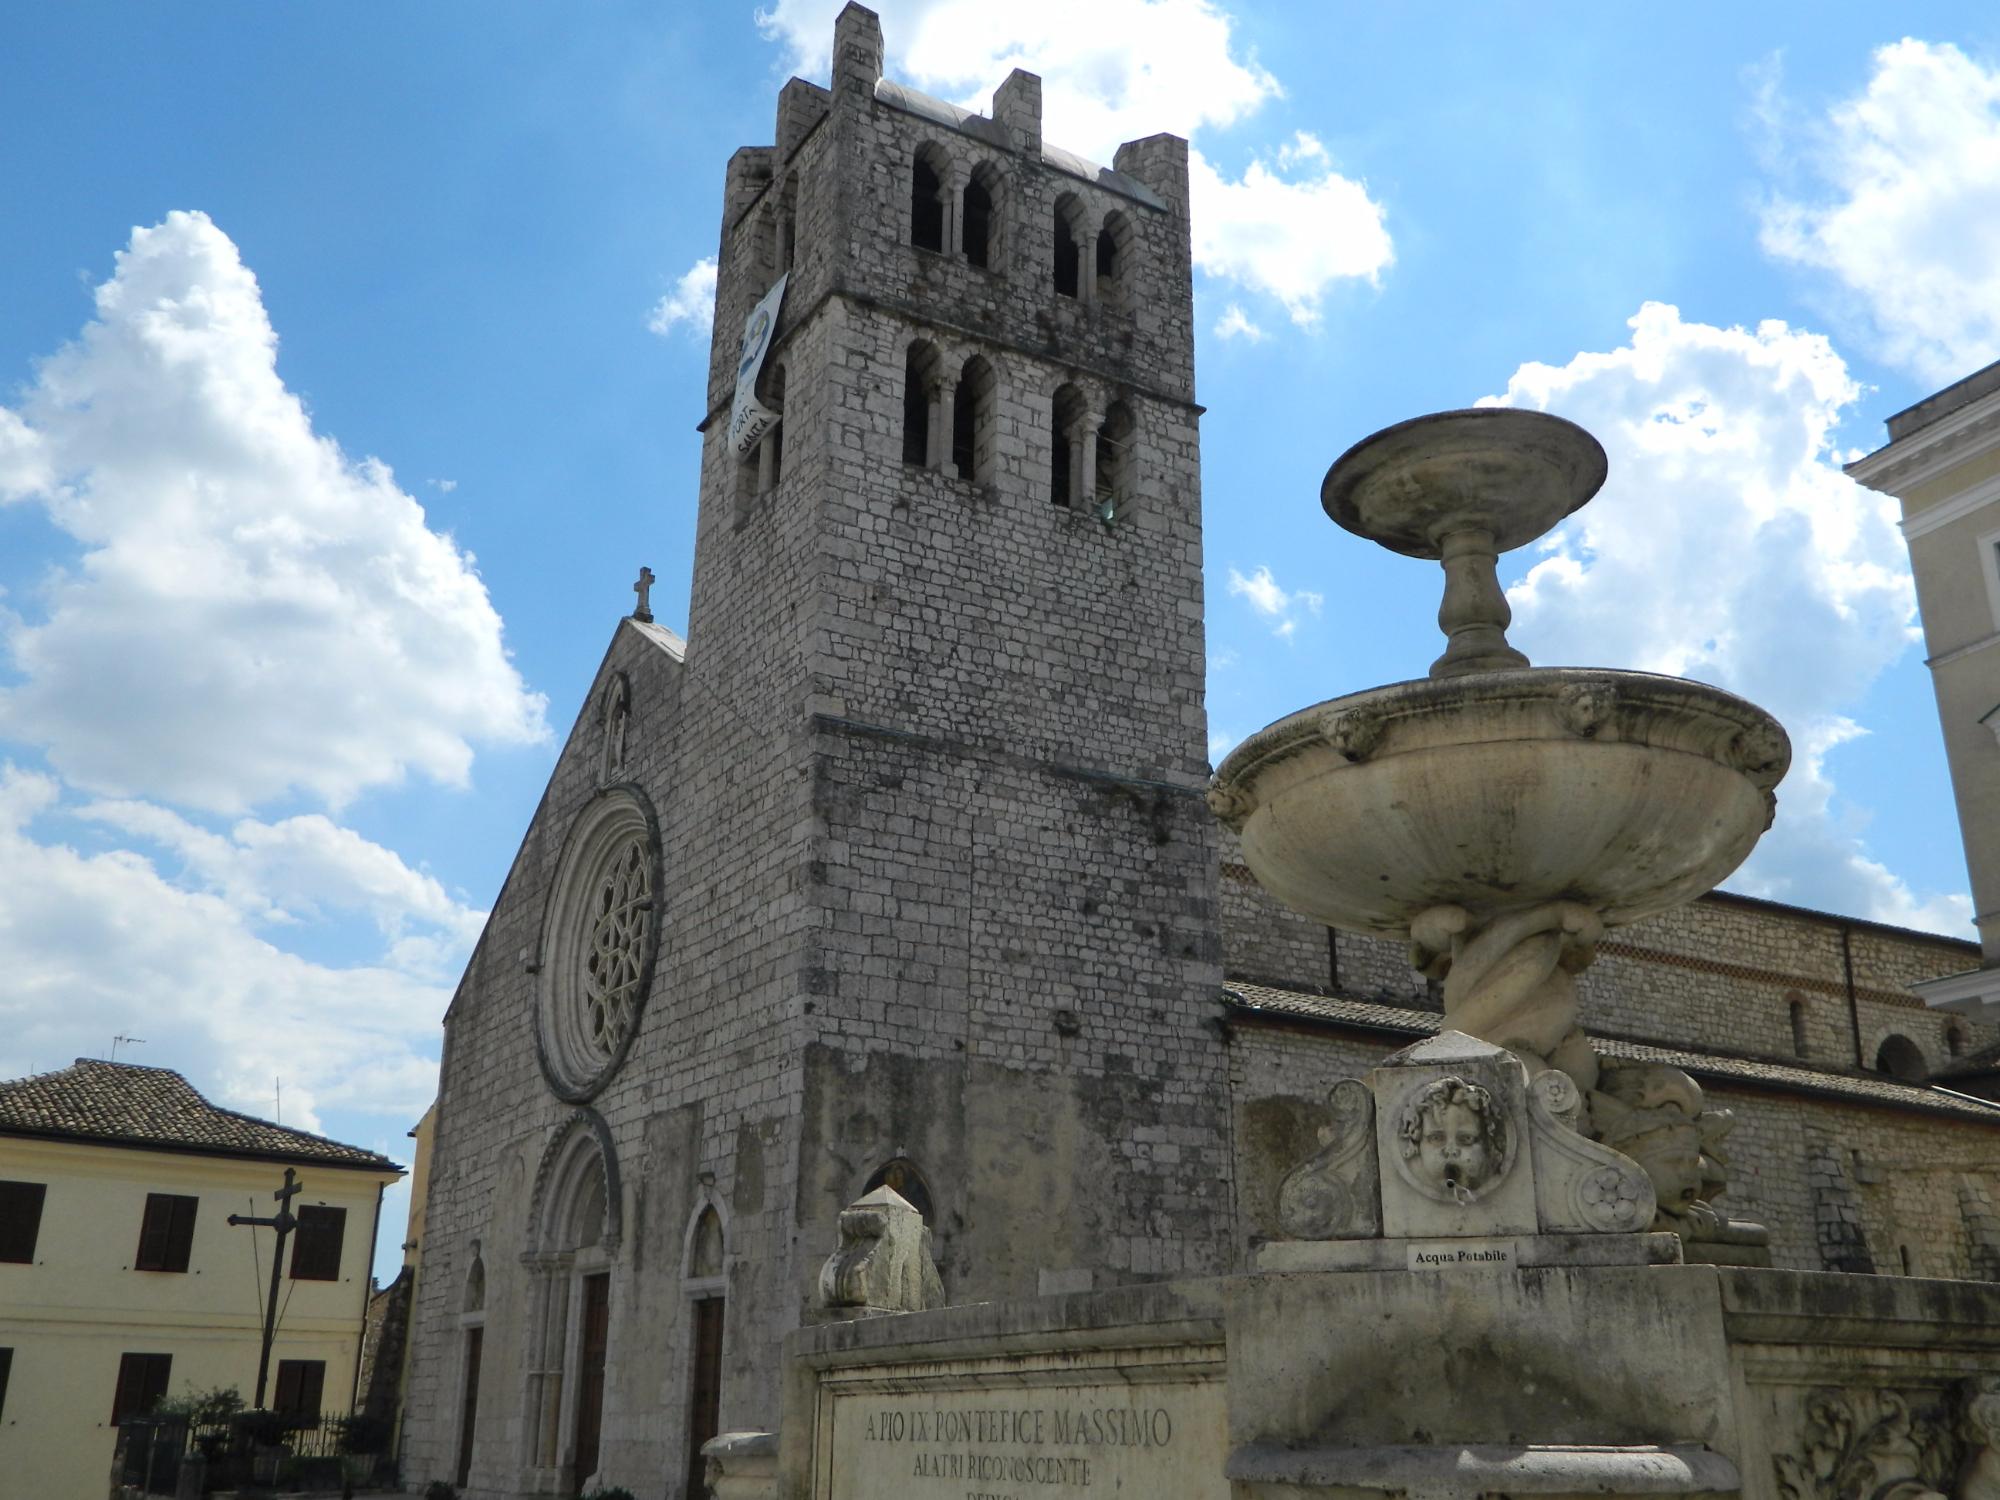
[1400,1077,1505,1199]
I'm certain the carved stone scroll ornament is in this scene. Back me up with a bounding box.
[1408,900,1605,1094]
[1524,1069,1653,1234]
[1773,1387,1955,1500]
[817,1186,944,1316]
[1276,1079,1380,1239]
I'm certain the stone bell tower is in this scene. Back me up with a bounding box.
[400,10,1230,1495]
[678,0,1228,1347]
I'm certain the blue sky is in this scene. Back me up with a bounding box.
[4,3,2000,1284]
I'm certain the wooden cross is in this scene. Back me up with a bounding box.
[633,566,655,623]
[227,1167,305,1410]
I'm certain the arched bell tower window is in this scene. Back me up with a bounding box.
[911,146,948,253]
[1095,401,1135,518]
[863,1157,935,1226]
[903,341,940,468]
[1787,992,1808,1059]
[952,355,996,484]
[964,164,999,269]
[1053,193,1086,298]
[1050,384,1087,508]
[1096,210,1131,303]
[778,171,799,271]
[764,363,787,489]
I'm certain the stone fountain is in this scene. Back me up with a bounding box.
[758,409,2000,1500]
[1210,407,1787,1256]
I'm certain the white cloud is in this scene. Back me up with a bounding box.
[1208,728,1237,762]
[647,256,718,338]
[1485,301,1964,932]
[757,0,1279,159]
[428,477,458,493]
[1190,145,1392,326]
[77,799,486,967]
[1761,39,2000,385]
[1213,303,1265,342]
[1227,563,1322,640]
[1275,131,1329,171]
[753,0,1390,330]
[0,766,448,1133]
[0,212,548,814]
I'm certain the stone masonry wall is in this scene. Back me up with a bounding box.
[1219,828,1995,1080]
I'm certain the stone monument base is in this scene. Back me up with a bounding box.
[736,1264,2000,1500]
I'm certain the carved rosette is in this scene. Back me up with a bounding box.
[1525,1069,1654,1234]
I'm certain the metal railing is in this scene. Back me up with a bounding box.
[117,1411,391,1495]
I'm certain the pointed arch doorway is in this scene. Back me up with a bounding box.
[523,1109,624,1497]
[682,1202,727,1498]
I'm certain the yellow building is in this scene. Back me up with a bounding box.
[0,1059,402,1500]
[1851,360,2000,1013]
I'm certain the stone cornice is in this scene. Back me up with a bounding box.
[1848,384,2000,495]
[1899,469,2000,541]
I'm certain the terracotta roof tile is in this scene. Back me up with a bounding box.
[1222,983,2000,1124]
[0,1059,401,1171]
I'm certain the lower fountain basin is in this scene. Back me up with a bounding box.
[1209,668,1789,935]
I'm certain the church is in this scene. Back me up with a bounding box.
[399,9,2000,1497]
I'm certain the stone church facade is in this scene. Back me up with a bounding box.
[400,9,2000,1496]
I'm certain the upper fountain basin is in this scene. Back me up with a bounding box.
[1208,668,1790,936]
[1322,408,1607,558]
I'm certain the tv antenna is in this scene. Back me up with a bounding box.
[110,1034,146,1063]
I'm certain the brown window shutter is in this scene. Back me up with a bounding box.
[135,1194,197,1272]
[0,1182,46,1263]
[112,1352,171,1425]
[167,1195,197,1271]
[289,1205,346,1281]
[274,1359,326,1419]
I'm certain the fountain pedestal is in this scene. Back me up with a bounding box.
[1213,409,1787,1252]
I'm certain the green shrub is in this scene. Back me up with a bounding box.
[232,1407,295,1447]
[337,1413,393,1454]
[156,1383,245,1425]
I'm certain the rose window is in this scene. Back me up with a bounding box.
[536,788,661,1100]
[582,838,651,1054]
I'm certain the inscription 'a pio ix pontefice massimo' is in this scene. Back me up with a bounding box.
[826,1380,1227,1500]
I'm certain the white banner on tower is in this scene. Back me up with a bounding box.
[728,272,788,461]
